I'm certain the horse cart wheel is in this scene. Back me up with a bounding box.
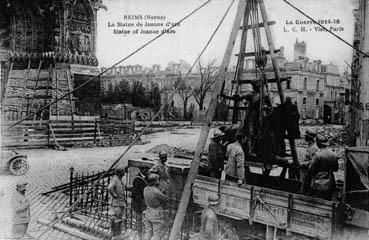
[218,220,239,240]
[9,157,29,175]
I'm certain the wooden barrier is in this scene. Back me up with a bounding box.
[1,120,49,148]
[1,117,135,148]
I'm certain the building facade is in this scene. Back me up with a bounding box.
[0,0,105,120]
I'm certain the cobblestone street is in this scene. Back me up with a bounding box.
[0,127,203,239]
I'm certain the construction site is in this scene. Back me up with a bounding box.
[0,0,368,240]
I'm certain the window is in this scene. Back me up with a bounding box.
[303,97,307,105]
[316,98,319,105]
[286,80,291,90]
[316,80,320,91]
[303,77,307,90]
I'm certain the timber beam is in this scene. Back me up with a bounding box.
[239,21,276,29]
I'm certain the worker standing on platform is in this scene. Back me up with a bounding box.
[149,151,169,194]
[11,180,30,239]
[307,135,339,200]
[225,133,245,186]
[143,173,169,240]
[108,167,127,238]
[199,193,219,240]
[132,166,150,240]
[300,130,319,193]
[208,130,226,178]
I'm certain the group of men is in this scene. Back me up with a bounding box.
[108,150,222,240]
[208,128,246,187]
[208,127,339,200]
[107,151,170,240]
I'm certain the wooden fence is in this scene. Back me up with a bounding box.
[1,117,135,148]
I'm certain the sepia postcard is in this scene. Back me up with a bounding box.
[0,0,368,239]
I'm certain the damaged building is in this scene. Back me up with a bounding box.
[0,0,106,121]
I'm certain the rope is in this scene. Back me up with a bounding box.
[283,0,369,58]
[35,0,234,237]
[7,0,211,130]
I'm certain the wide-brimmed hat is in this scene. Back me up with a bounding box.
[316,134,328,146]
[16,180,28,190]
[159,151,168,158]
[208,193,219,205]
[212,129,225,139]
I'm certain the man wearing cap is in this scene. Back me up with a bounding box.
[307,135,338,200]
[11,180,30,239]
[143,173,169,240]
[225,133,245,186]
[208,129,226,178]
[108,167,128,237]
[199,193,219,240]
[131,166,149,240]
[149,151,169,194]
[300,130,319,193]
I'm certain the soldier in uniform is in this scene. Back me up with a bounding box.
[143,174,169,240]
[107,167,128,237]
[208,130,226,178]
[11,180,30,239]
[225,133,245,186]
[199,193,219,240]
[149,151,169,194]
[307,135,339,200]
[132,166,150,240]
[300,130,319,193]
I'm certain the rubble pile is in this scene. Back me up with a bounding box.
[297,125,353,148]
[147,144,194,156]
[326,126,356,147]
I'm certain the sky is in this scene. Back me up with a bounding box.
[96,0,358,73]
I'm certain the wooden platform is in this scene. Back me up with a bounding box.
[193,175,338,239]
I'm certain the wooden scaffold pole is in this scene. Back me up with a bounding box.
[168,1,247,239]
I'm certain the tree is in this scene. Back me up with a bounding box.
[194,60,217,111]
[131,81,149,107]
[149,82,161,112]
[101,79,131,104]
[175,73,194,120]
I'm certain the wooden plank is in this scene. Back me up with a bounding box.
[233,76,290,84]
[51,127,97,132]
[55,137,103,141]
[192,177,334,238]
[231,0,250,123]
[239,21,275,29]
[235,49,280,57]
[37,218,101,240]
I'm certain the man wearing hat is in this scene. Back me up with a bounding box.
[225,133,245,186]
[143,173,169,240]
[307,135,338,200]
[131,166,150,240]
[208,129,226,178]
[199,193,219,240]
[149,151,169,194]
[108,167,128,237]
[300,129,319,193]
[11,180,30,239]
